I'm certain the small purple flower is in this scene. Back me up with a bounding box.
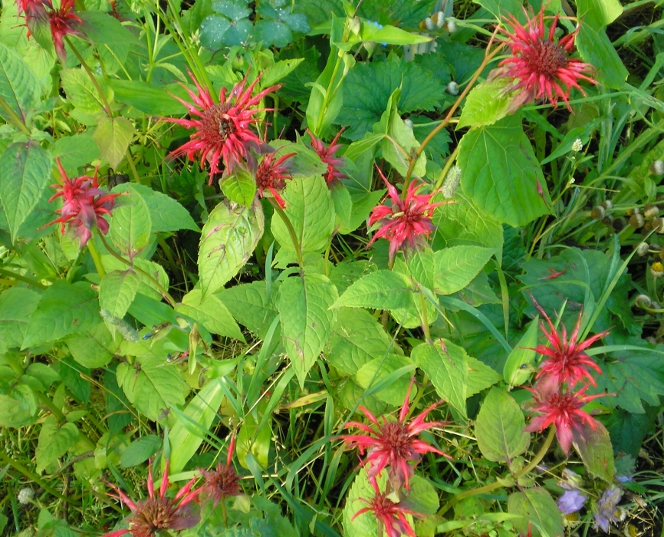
[557,490,587,515]
[616,475,633,483]
[593,485,623,533]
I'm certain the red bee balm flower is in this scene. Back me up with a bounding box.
[343,380,449,490]
[104,460,201,537]
[45,159,120,247]
[199,435,241,508]
[44,0,82,61]
[531,299,609,388]
[308,129,347,186]
[254,151,296,208]
[368,170,447,261]
[524,383,606,455]
[496,7,596,110]
[352,478,423,537]
[167,73,280,184]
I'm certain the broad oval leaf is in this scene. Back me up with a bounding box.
[221,167,257,207]
[508,488,564,537]
[332,270,414,310]
[503,319,539,387]
[0,287,41,349]
[99,270,140,319]
[572,420,615,483]
[36,415,80,473]
[176,288,245,342]
[0,42,41,125]
[457,79,513,129]
[198,197,264,297]
[93,116,135,169]
[434,245,496,295]
[109,189,151,259]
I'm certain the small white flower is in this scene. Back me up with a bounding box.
[571,138,583,152]
[403,118,414,129]
[434,11,445,28]
[650,160,664,175]
[18,487,34,505]
[446,81,459,95]
[446,19,457,33]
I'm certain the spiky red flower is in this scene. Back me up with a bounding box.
[530,299,609,389]
[352,478,422,537]
[104,460,201,537]
[43,0,82,61]
[343,379,449,490]
[495,7,596,110]
[367,169,447,261]
[254,151,296,208]
[45,159,120,247]
[167,73,280,184]
[524,383,606,455]
[199,435,241,509]
[307,129,347,186]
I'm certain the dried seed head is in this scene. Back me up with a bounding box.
[602,215,614,227]
[445,19,457,33]
[651,262,664,278]
[591,205,605,220]
[442,165,461,199]
[612,217,627,231]
[652,217,664,234]
[626,207,640,216]
[650,160,664,175]
[635,242,649,256]
[629,213,645,228]
[434,11,445,28]
[645,204,660,219]
[423,17,435,31]
[18,488,34,505]
[635,294,652,309]
[644,220,654,232]
[601,199,613,210]
[571,138,583,152]
[446,81,459,95]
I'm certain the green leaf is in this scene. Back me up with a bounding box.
[66,323,119,368]
[331,184,353,234]
[573,420,615,483]
[94,116,135,169]
[217,281,279,338]
[576,0,622,28]
[254,20,294,48]
[107,80,189,116]
[0,141,53,243]
[508,488,564,537]
[457,79,514,130]
[278,274,338,387]
[503,319,539,387]
[0,385,38,428]
[169,378,226,473]
[403,475,440,516]
[0,287,41,349]
[434,246,495,295]
[119,435,161,468]
[176,288,245,341]
[271,175,335,253]
[221,167,257,207]
[466,356,502,397]
[473,0,523,19]
[475,388,530,463]
[576,25,627,90]
[336,53,446,141]
[200,15,251,48]
[355,353,412,404]
[413,340,468,418]
[198,198,264,297]
[0,42,41,124]
[78,10,138,47]
[99,270,140,319]
[51,132,100,175]
[358,19,433,46]
[60,68,112,116]
[23,281,100,348]
[36,415,79,473]
[332,270,414,310]
[260,58,305,89]
[101,256,169,302]
[116,353,187,421]
[112,183,199,232]
[343,468,386,537]
[458,115,551,227]
[109,188,151,259]
[407,247,436,290]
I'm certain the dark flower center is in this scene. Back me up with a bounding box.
[132,497,177,536]
[380,422,411,457]
[524,39,568,78]
[205,464,241,499]
[201,103,234,142]
[256,158,287,191]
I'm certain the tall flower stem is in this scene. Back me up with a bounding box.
[87,237,106,278]
[270,200,304,271]
[0,268,47,289]
[438,427,555,517]
[65,37,113,117]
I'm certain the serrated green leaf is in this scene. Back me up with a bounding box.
[200,15,251,48]
[457,79,513,129]
[573,420,615,482]
[458,115,551,226]
[474,0,523,19]
[169,378,226,473]
[176,288,245,341]
[403,475,440,516]
[475,388,530,463]
[198,198,264,296]
[434,246,495,295]
[22,281,100,348]
[108,80,189,116]
[355,353,412,404]
[99,270,140,318]
[119,435,161,468]
[51,132,100,175]
[331,183,353,234]
[217,281,279,338]
[358,19,433,46]
[413,340,468,418]
[0,384,38,428]
[66,323,119,368]
[212,0,251,20]
[508,488,564,537]
[271,175,335,252]
[503,319,539,387]
[61,68,112,116]
[466,356,502,397]
[112,183,199,232]
[576,0,622,28]
[407,247,436,290]
[36,416,79,473]
[94,116,135,169]
[0,141,52,243]
[221,167,256,207]
[278,274,337,387]
[0,287,41,349]
[254,20,293,48]
[260,58,305,89]
[101,256,169,302]
[109,189,151,259]
[332,270,414,310]
[0,42,41,124]
[576,25,627,90]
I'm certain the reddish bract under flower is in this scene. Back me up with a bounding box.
[531,300,609,388]
[344,379,449,490]
[254,151,296,208]
[44,0,82,61]
[199,435,241,508]
[45,159,119,247]
[167,73,280,184]
[368,169,447,261]
[495,7,596,110]
[307,129,347,186]
[352,478,422,537]
[524,383,606,455]
[104,460,201,537]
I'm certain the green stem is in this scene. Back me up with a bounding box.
[126,147,141,184]
[0,268,47,289]
[270,201,304,271]
[0,94,32,136]
[36,391,66,422]
[438,427,556,518]
[419,292,431,342]
[65,37,113,117]
[0,451,80,505]
[87,238,106,278]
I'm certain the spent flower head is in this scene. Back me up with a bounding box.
[557,489,587,515]
[104,460,201,537]
[199,435,241,508]
[308,129,347,186]
[43,0,82,61]
[593,485,623,533]
[368,169,448,262]
[343,379,449,490]
[493,7,597,111]
[254,151,296,208]
[167,72,280,184]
